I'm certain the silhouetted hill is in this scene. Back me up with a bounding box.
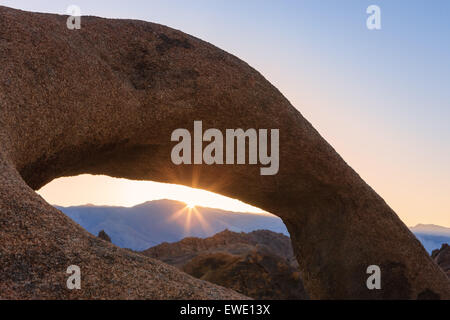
[142,230,308,299]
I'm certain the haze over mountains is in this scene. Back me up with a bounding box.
[57,200,449,253]
[57,200,288,251]
[410,224,450,253]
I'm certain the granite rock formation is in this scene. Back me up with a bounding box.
[0,6,449,299]
[97,230,112,243]
[432,244,450,278]
[143,230,308,299]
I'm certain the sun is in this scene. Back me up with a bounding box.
[186,202,196,209]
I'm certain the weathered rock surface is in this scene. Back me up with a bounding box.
[432,244,450,278]
[143,230,308,299]
[0,6,449,299]
[97,230,112,243]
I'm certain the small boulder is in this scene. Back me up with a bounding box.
[98,230,112,243]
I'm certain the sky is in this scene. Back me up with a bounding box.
[4,1,449,227]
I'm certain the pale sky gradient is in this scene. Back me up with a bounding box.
[6,1,449,227]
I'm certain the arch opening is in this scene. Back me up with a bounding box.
[36,174,289,247]
[37,175,308,300]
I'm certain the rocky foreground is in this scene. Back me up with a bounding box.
[142,229,450,299]
[142,230,308,299]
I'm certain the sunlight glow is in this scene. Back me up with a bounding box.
[37,174,270,215]
[167,204,213,235]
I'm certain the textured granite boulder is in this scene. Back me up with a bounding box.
[97,230,112,243]
[143,230,309,300]
[432,244,450,278]
[0,6,449,299]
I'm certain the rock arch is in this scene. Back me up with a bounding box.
[0,6,448,299]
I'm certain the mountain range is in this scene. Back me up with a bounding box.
[57,200,450,253]
[410,224,450,253]
[57,200,288,251]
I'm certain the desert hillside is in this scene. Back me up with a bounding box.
[142,229,306,300]
[140,229,450,299]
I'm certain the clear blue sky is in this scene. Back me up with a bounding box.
[4,1,450,227]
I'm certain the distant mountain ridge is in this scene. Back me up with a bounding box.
[410,224,450,235]
[57,199,288,251]
[57,200,449,252]
[410,224,450,253]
